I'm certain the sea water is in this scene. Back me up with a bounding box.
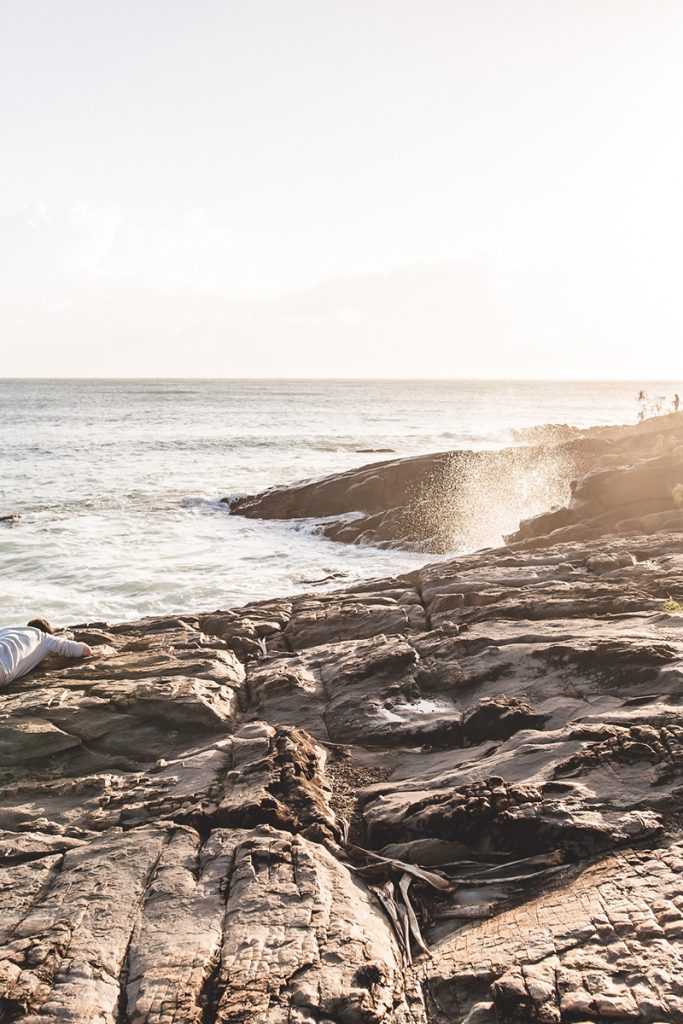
[1,378,679,624]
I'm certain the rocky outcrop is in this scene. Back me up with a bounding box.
[226,439,611,552]
[508,412,683,549]
[4,424,683,1020]
[227,414,683,554]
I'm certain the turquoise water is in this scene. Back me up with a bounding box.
[1,378,680,623]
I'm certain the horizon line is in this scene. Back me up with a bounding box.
[2,376,682,384]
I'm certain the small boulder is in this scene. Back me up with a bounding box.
[463,695,548,745]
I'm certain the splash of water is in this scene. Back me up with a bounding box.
[411,444,588,553]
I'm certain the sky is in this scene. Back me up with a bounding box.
[0,0,682,378]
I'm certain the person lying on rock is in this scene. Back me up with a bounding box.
[0,618,93,685]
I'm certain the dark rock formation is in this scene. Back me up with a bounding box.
[226,440,611,552]
[227,413,683,554]
[4,419,683,1020]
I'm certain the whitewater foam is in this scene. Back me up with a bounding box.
[2,377,680,623]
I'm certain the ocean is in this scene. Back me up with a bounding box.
[1,378,680,625]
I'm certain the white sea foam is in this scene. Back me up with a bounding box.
[377,708,406,723]
[378,699,453,723]
[1,377,677,624]
[400,699,450,714]
[219,492,250,510]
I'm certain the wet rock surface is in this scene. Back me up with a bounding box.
[4,421,683,1021]
[226,438,612,552]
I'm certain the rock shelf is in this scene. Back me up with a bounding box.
[3,417,683,1021]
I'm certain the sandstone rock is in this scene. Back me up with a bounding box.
[462,694,548,744]
[204,825,424,1023]
[5,427,683,1020]
[228,438,610,553]
[507,417,683,549]
[427,841,683,1023]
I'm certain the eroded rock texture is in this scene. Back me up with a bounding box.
[4,419,683,1021]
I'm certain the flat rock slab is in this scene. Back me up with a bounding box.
[428,840,683,1023]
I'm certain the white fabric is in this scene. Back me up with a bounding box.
[0,626,87,685]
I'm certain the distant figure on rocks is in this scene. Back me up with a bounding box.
[0,620,92,686]
[675,394,680,413]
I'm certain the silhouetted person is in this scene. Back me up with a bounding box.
[675,394,680,413]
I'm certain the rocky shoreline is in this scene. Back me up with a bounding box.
[226,417,671,553]
[3,414,683,1021]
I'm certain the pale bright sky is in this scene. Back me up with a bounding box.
[1,0,682,378]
